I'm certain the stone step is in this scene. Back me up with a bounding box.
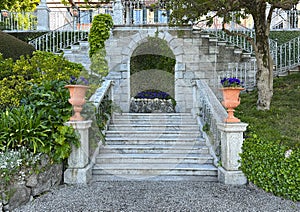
[108,124,199,131]
[113,113,193,119]
[92,163,218,176]
[93,113,217,182]
[92,174,218,182]
[106,131,200,138]
[111,119,197,125]
[99,144,209,154]
[96,153,213,164]
[105,138,203,145]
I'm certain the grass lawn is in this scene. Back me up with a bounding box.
[236,72,300,148]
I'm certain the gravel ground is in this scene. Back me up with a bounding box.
[14,181,299,212]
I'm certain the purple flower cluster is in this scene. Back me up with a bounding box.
[135,90,171,100]
[220,77,242,87]
[69,76,89,85]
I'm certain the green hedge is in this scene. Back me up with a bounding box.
[240,133,300,201]
[0,31,35,61]
[270,31,300,45]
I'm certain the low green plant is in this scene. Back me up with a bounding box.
[0,106,49,153]
[237,73,300,201]
[20,80,80,162]
[0,147,42,192]
[240,133,300,201]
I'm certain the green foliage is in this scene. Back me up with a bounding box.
[90,48,109,78]
[21,80,80,162]
[236,73,300,148]
[88,14,113,58]
[7,32,47,42]
[0,0,40,11]
[0,31,35,61]
[270,31,300,45]
[240,134,300,201]
[0,51,82,109]
[237,73,300,201]
[130,37,175,75]
[0,106,49,153]
[12,51,82,83]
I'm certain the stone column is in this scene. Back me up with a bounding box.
[113,0,124,25]
[36,0,50,31]
[64,120,92,184]
[217,122,248,185]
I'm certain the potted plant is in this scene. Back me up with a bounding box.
[65,76,89,121]
[220,77,244,123]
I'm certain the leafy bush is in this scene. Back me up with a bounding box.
[237,73,300,201]
[0,51,82,110]
[240,133,300,201]
[20,80,80,162]
[0,106,49,153]
[270,31,300,45]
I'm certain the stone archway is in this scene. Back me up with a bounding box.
[105,27,187,112]
[130,36,176,101]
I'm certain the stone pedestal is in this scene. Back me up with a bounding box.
[64,120,92,184]
[217,122,248,185]
[36,0,50,31]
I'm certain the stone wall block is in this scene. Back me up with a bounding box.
[7,184,31,211]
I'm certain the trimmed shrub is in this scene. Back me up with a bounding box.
[240,133,300,201]
[0,31,35,61]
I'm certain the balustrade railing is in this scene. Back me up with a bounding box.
[28,11,96,52]
[89,80,115,139]
[192,80,227,164]
[272,36,300,74]
[0,11,37,31]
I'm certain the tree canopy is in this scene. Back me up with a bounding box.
[168,0,299,110]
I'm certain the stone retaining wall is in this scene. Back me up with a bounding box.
[0,162,62,211]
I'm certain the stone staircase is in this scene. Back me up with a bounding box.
[92,113,218,181]
[62,41,91,72]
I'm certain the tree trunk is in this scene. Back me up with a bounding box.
[253,4,273,110]
[255,49,273,110]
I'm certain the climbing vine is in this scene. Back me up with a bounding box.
[88,14,113,58]
[88,14,113,78]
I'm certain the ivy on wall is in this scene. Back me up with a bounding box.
[88,14,113,78]
[88,14,113,58]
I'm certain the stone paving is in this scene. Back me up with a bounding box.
[14,181,300,212]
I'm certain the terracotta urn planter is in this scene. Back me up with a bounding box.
[65,85,89,121]
[221,87,244,123]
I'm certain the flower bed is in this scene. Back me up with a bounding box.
[130,90,176,113]
[130,98,175,113]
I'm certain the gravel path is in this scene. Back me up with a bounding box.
[14,181,299,212]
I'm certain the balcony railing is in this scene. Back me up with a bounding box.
[0,11,37,31]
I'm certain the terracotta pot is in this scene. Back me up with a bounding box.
[65,85,89,121]
[221,87,244,123]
